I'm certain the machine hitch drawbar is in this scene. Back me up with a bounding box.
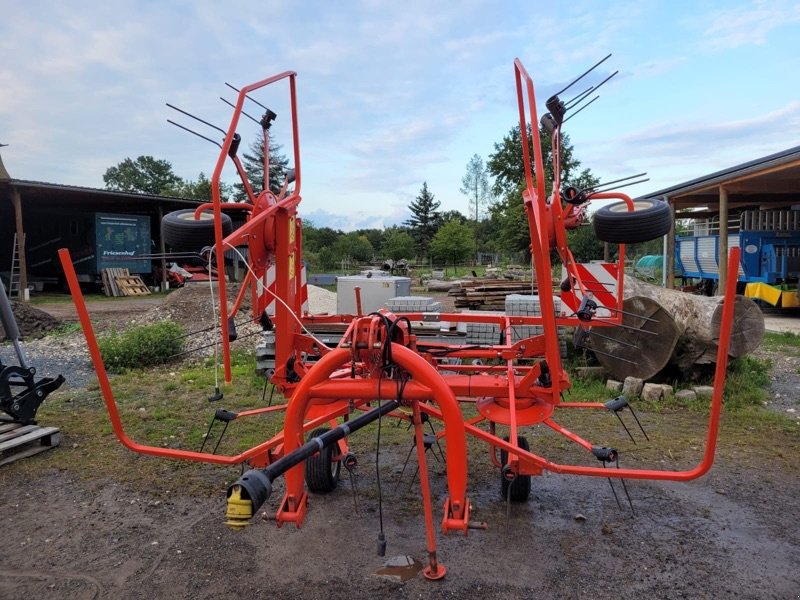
[226,399,400,526]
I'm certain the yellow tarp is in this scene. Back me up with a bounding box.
[745,282,800,308]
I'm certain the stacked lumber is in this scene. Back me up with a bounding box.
[101,268,152,297]
[449,279,536,310]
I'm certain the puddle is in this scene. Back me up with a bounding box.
[374,555,423,581]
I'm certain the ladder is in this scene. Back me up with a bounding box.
[8,233,23,297]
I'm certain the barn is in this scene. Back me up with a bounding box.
[0,152,200,298]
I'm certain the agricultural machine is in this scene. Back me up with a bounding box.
[59,57,739,580]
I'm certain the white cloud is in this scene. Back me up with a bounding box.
[702,0,800,49]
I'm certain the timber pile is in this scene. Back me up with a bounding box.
[101,268,151,297]
[449,280,535,310]
[588,277,765,380]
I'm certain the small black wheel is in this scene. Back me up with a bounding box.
[305,427,341,493]
[500,435,531,502]
[592,198,671,244]
[161,209,233,251]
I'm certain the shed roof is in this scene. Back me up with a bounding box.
[642,145,800,217]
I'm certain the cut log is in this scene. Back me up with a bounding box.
[623,277,765,367]
[587,296,680,381]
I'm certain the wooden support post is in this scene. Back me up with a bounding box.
[718,186,728,295]
[11,188,27,301]
[157,206,167,290]
[666,197,675,289]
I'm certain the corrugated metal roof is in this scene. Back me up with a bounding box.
[1,178,202,205]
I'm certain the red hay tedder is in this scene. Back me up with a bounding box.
[59,58,739,580]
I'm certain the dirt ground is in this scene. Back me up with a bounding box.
[1,293,799,599]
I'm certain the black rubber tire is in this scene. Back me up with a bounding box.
[161,209,233,250]
[500,435,531,502]
[592,198,671,244]
[305,427,341,493]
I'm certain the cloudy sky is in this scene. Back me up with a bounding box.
[2,1,799,230]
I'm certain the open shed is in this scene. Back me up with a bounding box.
[643,145,800,295]
[0,152,200,299]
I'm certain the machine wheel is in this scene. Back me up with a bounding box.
[305,427,341,493]
[500,435,531,502]
[161,209,233,250]
[592,198,671,244]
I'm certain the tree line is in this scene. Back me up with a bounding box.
[103,124,657,272]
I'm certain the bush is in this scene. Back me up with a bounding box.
[99,321,184,371]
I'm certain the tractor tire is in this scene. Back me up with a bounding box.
[500,435,531,502]
[592,198,671,244]
[161,209,233,251]
[305,427,341,493]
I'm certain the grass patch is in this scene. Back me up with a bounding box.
[47,322,83,338]
[762,331,800,355]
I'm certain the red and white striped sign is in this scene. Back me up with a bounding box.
[560,262,619,318]
[257,265,310,316]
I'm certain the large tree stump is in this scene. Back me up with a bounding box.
[587,296,680,381]
[622,277,765,368]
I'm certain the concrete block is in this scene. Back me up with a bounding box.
[606,379,623,392]
[642,383,664,402]
[675,389,697,402]
[622,376,644,398]
[660,384,674,398]
[693,385,714,400]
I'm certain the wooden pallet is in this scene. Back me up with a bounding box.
[101,268,129,296]
[115,276,151,296]
[0,420,61,466]
[101,269,151,297]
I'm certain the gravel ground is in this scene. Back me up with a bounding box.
[0,284,339,391]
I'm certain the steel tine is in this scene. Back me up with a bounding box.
[212,421,229,454]
[220,97,261,125]
[583,344,639,365]
[616,459,635,516]
[591,320,660,336]
[393,442,416,492]
[628,404,650,442]
[614,411,637,444]
[603,463,623,510]
[588,330,639,349]
[606,308,660,323]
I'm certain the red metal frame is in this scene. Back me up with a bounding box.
[59,58,740,579]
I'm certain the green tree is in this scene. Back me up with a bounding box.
[565,218,605,263]
[404,182,441,258]
[381,227,415,261]
[333,233,374,263]
[178,172,234,201]
[233,135,290,201]
[430,219,473,268]
[103,156,183,195]
[487,124,599,257]
[439,209,468,225]
[460,154,491,222]
[302,222,342,253]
